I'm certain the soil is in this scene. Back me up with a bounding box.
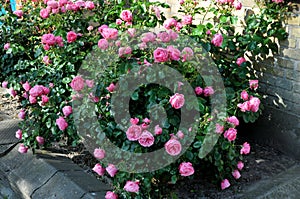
[0,88,299,198]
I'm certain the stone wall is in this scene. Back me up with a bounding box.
[155,0,300,158]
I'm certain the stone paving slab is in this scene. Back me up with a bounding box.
[0,119,21,145]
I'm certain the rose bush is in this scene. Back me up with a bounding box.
[0,0,289,198]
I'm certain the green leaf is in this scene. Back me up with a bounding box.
[171,175,177,184]
[193,141,202,148]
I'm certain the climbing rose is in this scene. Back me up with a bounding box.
[106,83,116,93]
[93,148,106,160]
[105,191,118,199]
[233,1,242,10]
[181,15,193,25]
[36,136,45,145]
[203,86,214,97]
[176,130,184,139]
[240,142,251,154]
[106,164,118,177]
[15,129,22,139]
[138,130,155,147]
[237,161,244,170]
[165,138,182,156]
[272,0,283,3]
[130,118,139,125]
[18,144,28,153]
[67,31,77,43]
[4,43,10,50]
[9,88,17,98]
[56,116,68,131]
[101,28,118,40]
[85,1,95,10]
[232,170,241,179]
[211,33,223,47]
[98,39,109,50]
[169,93,185,109]
[249,80,259,90]
[179,162,194,176]
[241,90,249,100]
[120,10,132,22]
[167,46,181,61]
[40,8,49,19]
[215,123,224,134]
[237,101,251,112]
[93,163,105,176]
[70,76,85,91]
[154,125,162,135]
[195,86,203,95]
[126,125,142,141]
[181,47,194,61]
[236,57,246,66]
[221,179,230,190]
[13,10,23,17]
[224,128,237,141]
[62,106,72,117]
[163,18,177,29]
[226,116,239,126]
[18,110,26,119]
[249,96,260,112]
[124,181,139,193]
[153,47,169,62]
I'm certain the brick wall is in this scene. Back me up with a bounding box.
[155,0,300,158]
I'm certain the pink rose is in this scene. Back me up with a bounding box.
[29,85,44,97]
[153,47,169,62]
[203,86,214,97]
[42,86,50,95]
[93,148,106,160]
[18,109,26,119]
[165,138,182,156]
[98,39,109,50]
[249,96,260,112]
[43,56,51,65]
[157,32,171,43]
[176,22,183,31]
[153,6,161,19]
[98,24,108,33]
[224,128,237,141]
[240,142,251,155]
[23,92,28,99]
[106,164,118,177]
[240,90,248,100]
[127,28,136,38]
[62,106,72,117]
[52,8,59,14]
[36,136,45,145]
[237,101,251,112]
[206,30,211,35]
[43,44,50,51]
[249,80,258,90]
[232,169,241,179]
[167,46,181,61]
[221,179,230,190]
[237,161,244,170]
[2,81,8,88]
[141,32,156,43]
[93,163,105,176]
[59,0,68,6]
[118,46,132,57]
[101,28,118,40]
[120,10,132,22]
[154,125,162,135]
[176,130,184,139]
[143,118,151,123]
[4,43,10,50]
[130,117,139,125]
[226,116,239,126]
[116,19,122,25]
[124,181,139,193]
[42,33,56,46]
[233,1,242,10]
[181,47,194,62]
[87,26,93,31]
[177,81,184,91]
[168,30,179,41]
[29,96,37,104]
[163,18,177,29]
[67,31,77,43]
[126,125,142,141]
[272,0,283,3]
[13,10,23,18]
[179,162,194,176]
[85,80,94,88]
[138,130,155,147]
[211,33,223,47]
[169,93,185,109]
[18,144,28,154]
[105,191,118,199]
[47,0,59,9]
[194,86,203,95]
[9,88,17,98]
[41,95,49,104]
[215,123,224,134]
[236,57,246,66]
[181,15,193,25]
[56,116,68,131]
[70,76,85,91]
[55,36,64,47]
[180,0,185,4]
[15,129,22,139]
[85,1,95,10]
[106,83,116,93]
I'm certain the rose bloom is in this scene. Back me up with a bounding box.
[176,130,184,139]
[116,18,122,25]
[29,85,44,97]
[168,29,179,41]
[165,138,182,156]
[9,88,17,98]
[130,117,139,125]
[127,28,136,38]
[181,15,192,25]
[215,123,224,134]
[143,118,151,123]
[105,191,118,199]
[138,130,155,147]
[237,161,244,170]
[163,18,177,29]
[4,43,10,50]
[141,32,156,43]
[237,101,251,112]
[157,32,171,43]
[47,0,59,9]
[92,163,105,176]
[85,80,94,88]
[195,86,203,95]
[62,106,72,117]
[126,125,142,141]
[236,57,246,66]
[18,109,26,119]
[118,46,132,57]
[106,164,118,177]
[93,148,106,160]
[181,47,194,62]
[167,46,181,61]
[154,125,162,135]
[36,136,45,145]
[42,33,56,46]
[249,80,258,90]
[43,56,51,65]
[179,162,194,176]
[203,86,214,97]
[98,39,109,50]
[98,24,108,33]
[67,31,77,43]
[224,128,237,141]
[2,81,8,88]
[221,179,230,190]
[249,96,260,112]
[124,181,139,193]
[232,169,241,179]
[18,144,28,154]
[85,1,95,10]
[56,116,68,131]
[226,116,239,126]
[211,33,223,47]
[101,28,118,40]
[29,96,37,104]
[55,36,64,47]
[272,0,283,3]
[13,10,23,18]
[153,47,169,62]
[15,129,22,139]
[59,0,68,6]
[70,76,85,91]
[176,22,183,31]
[169,93,185,109]
[120,10,132,22]
[240,90,248,100]
[106,83,116,93]
[41,95,49,104]
[240,142,251,154]
[233,1,242,10]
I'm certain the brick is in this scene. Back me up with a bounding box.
[268,67,285,77]
[279,39,296,48]
[277,57,295,69]
[294,83,300,94]
[275,78,293,91]
[281,49,300,60]
[297,62,300,72]
[285,69,298,80]
[291,26,300,38]
[288,16,300,26]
